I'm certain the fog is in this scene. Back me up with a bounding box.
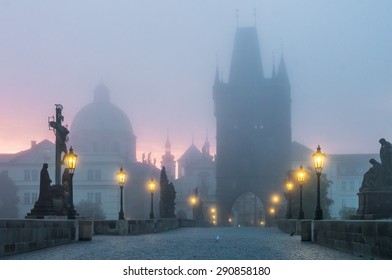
[1,0,392,159]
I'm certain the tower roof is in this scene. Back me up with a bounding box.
[277,54,290,87]
[228,27,264,86]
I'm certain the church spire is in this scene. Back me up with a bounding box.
[165,135,171,154]
[272,53,277,78]
[277,52,290,87]
[214,57,220,85]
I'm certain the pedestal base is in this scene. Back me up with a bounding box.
[352,190,392,219]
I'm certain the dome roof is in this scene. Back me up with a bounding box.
[70,83,136,161]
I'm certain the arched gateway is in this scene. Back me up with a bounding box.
[231,192,265,226]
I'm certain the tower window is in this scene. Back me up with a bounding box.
[233,119,239,130]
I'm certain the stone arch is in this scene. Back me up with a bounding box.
[230,192,266,227]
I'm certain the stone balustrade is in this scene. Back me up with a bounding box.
[279,219,392,259]
[1,218,196,257]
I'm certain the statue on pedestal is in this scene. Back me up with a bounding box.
[353,138,392,219]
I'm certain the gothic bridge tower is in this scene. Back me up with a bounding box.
[213,26,291,225]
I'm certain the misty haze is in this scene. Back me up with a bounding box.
[1,0,392,263]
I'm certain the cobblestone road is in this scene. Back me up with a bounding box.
[2,227,364,260]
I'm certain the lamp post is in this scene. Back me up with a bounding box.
[116,167,126,220]
[296,165,306,219]
[269,207,276,219]
[271,194,279,219]
[148,179,156,219]
[64,146,77,220]
[313,145,326,220]
[190,195,197,220]
[210,207,216,225]
[285,181,293,219]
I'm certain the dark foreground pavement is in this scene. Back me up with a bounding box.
[1,226,364,260]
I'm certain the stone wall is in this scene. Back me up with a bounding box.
[0,219,77,257]
[279,219,392,259]
[313,220,392,259]
[1,218,195,258]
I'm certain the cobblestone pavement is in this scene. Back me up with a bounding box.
[2,227,364,260]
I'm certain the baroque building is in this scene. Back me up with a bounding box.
[0,83,160,220]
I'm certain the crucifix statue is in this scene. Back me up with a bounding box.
[49,104,69,185]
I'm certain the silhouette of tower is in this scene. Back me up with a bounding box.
[161,136,176,182]
[213,26,291,224]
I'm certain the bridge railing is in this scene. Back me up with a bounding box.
[279,218,392,259]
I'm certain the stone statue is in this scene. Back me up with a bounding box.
[62,168,71,206]
[159,166,176,218]
[49,120,69,157]
[354,138,392,219]
[38,163,52,202]
[361,159,383,190]
[379,138,392,171]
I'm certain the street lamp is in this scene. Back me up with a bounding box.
[64,146,77,220]
[285,181,294,219]
[271,194,279,219]
[313,145,326,220]
[148,179,156,219]
[116,167,126,220]
[269,207,276,218]
[296,165,306,219]
[210,207,216,225]
[190,195,197,220]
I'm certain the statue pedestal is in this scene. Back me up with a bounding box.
[26,199,55,219]
[352,190,392,219]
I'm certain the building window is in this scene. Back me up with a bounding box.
[233,119,239,130]
[341,181,346,192]
[87,192,94,202]
[24,170,30,181]
[350,181,355,192]
[95,170,101,181]
[24,193,30,204]
[95,192,102,204]
[87,170,94,181]
[342,199,346,208]
[32,192,38,204]
[32,170,38,181]
[87,170,102,181]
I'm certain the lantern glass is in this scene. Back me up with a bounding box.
[148,179,156,193]
[64,146,77,174]
[313,145,326,173]
[117,167,126,187]
[286,181,294,192]
[297,165,306,183]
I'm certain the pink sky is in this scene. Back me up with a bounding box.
[1,0,392,159]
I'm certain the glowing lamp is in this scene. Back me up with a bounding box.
[64,146,77,174]
[117,167,126,188]
[313,145,326,174]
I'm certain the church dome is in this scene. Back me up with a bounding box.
[70,83,136,161]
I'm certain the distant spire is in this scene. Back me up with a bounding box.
[165,129,171,154]
[272,53,277,78]
[277,52,290,86]
[214,55,220,85]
